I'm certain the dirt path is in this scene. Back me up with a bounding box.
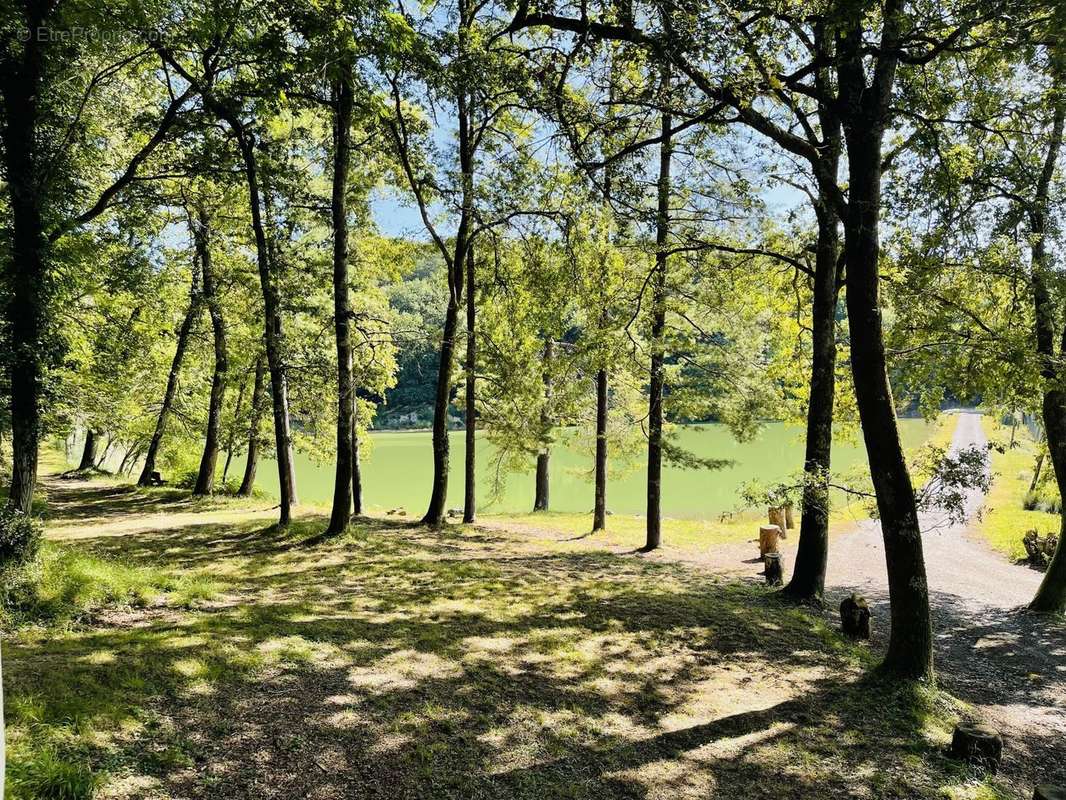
[825,412,1066,784]
[703,412,1066,786]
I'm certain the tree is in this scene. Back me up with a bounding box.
[0,1,191,511]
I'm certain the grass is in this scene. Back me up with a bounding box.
[1,464,1016,800]
[976,418,1059,561]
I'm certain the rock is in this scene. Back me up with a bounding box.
[447,508,463,518]
[759,524,781,557]
[1034,786,1066,800]
[839,594,871,640]
[949,723,1003,773]
[763,553,783,586]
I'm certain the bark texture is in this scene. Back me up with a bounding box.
[644,91,671,553]
[593,368,608,530]
[193,206,228,496]
[238,354,267,497]
[327,65,356,535]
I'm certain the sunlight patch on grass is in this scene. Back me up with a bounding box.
[978,417,1058,560]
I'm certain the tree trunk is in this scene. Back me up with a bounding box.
[1028,94,1066,613]
[138,272,201,486]
[463,243,477,523]
[422,21,475,526]
[77,429,99,471]
[533,338,554,512]
[843,129,933,678]
[782,24,842,602]
[327,65,356,536]
[1,19,47,513]
[238,354,266,497]
[644,88,672,553]
[593,368,608,530]
[193,205,227,496]
[784,210,840,600]
[229,130,298,523]
[352,408,363,516]
[533,452,550,511]
[222,375,248,485]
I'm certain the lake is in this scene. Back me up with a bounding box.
[234,419,935,518]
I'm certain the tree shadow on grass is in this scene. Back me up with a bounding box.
[5,479,1021,799]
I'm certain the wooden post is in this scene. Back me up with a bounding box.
[949,723,1003,773]
[759,524,781,557]
[784,503,795,529]
[839,594,871,639]
[768,506,788,538]
[763,553,783,586]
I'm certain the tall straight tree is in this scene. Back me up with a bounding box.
[0,2,190,511]
[158,36,300,524]
[192,202,229,496]
[643,79,672,552]
[326,56,358,535]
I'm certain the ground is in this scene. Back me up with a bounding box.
[3,416,1062,800]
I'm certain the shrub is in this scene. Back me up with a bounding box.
[9,746,101,800]
[0,504,43,566]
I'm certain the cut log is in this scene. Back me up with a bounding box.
[763,553,783,586]
[949,723,1003,772]
[768,506,788,538]
[1034,785,1066,800]
[839,593,871,640]
[759,524,782,557]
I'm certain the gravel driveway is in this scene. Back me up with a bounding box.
[820,412,1065,791]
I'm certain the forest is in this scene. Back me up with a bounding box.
[0,0,1064,797]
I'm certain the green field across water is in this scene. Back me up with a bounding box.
[237,419,936,518]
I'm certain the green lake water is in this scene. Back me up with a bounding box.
[236,419,934,519]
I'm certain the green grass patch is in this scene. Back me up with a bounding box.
[977,418,1058,560]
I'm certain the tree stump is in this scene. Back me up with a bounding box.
[768,507,788,539]
[763,553,783,586]
[839,594,871,640]
[949,723,1003,772]
[1034,785,1066,800]
[759,524,782,557]
[784,503,795,529]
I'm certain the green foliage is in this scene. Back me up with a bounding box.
[0,505,43,566]
[8,746,101,800]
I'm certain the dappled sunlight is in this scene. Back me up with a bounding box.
[3,477,1028,799]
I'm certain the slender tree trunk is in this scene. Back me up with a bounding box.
[352,406,363,516]
[77,429,99,471]
[424,293,461,525]
[843,129,932,678]
[593,368,608,530]
[238,354,267,497]
[1028,94,1066,613]
[644,90,672,553]
[138,273,201,486]
[463,243,476,523]
[1,17,47,513]
[533,338,554,512]
[784,212,840,600]
[193,206,228,496]
[95,434,114,470]
[422,16,475,526]
[222,376,248,485]
[327,65,356,535]
[229,130,298,523]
